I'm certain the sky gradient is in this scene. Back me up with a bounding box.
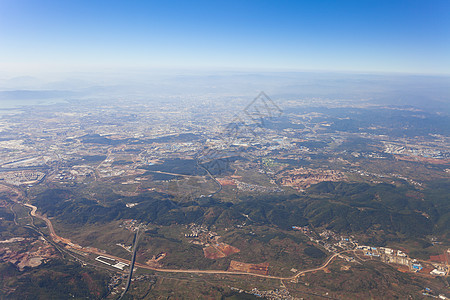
[1,0,449,74]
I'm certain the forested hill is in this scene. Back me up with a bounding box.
[33,179,449,243]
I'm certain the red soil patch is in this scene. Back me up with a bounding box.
[419,267,434,274]
[396,265,410,273]
[429,254,448,264]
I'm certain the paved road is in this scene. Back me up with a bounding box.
[196,161,222,195]
[24,199,347,280]
[119,227,140,299]
[133,250,351,280]
[4,183,351,281]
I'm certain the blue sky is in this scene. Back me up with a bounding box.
[0,0,449,74]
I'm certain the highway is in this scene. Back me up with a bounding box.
[2,182,354,281]
[196,159,222,195]
[19,202,353,280]
[119,227,140,299]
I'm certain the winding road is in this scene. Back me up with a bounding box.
[2,183,348,281]
[21,201,351,280]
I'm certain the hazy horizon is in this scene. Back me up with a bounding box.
[1,0,449,75]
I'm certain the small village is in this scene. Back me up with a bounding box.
[294,225,449,276]
[230,287,294,300]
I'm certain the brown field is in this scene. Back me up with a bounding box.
[429,253,449,264]
[216,178,236,186]
[394,264,411,273]
[203,242,240,259]
[228,260,269,275]
[279,167,345,190]
[0,240,58,271]
[419,266,434,275]
[394,155,450,165]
